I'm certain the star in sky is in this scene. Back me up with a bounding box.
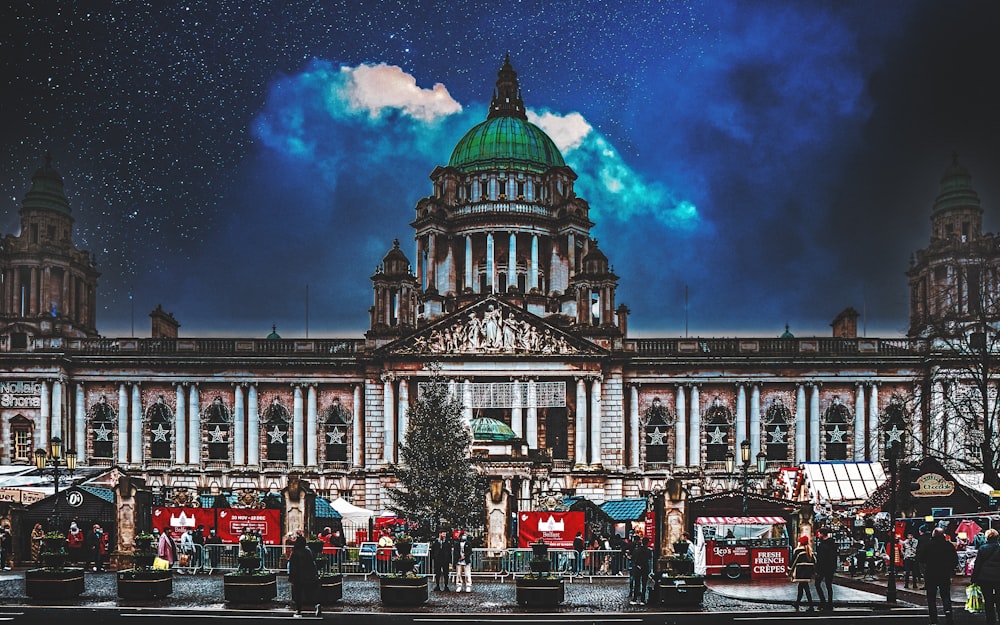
[94,423,112,441]
[151,424,170,442]
[268,426,286,444]
[647,427,666,446]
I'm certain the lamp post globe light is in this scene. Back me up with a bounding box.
[727,440,767,515]
[34,437,77,532]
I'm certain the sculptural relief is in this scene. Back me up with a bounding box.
[399,304,579,355]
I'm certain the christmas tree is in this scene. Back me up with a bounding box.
[387,368,483,537]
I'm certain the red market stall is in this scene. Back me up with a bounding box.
[694,516,789,580]
[517,511,585,548]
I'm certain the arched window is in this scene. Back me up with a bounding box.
[704,397,733,462]
[764,398,791,462]
[644,397,674,464]
[204,396,232,461]
[146,395,173,460]
[9,415,33,463]
[90,395,116,459]
[823,397,852,460]
[264,397,289,462]
[323,397,351,463]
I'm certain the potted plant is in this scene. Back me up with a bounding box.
[25,531,85,599]
[224,533,276,604]
[310,536,342,605]
[117,533,173,599]
[378,532,427,606]
[516,541,564,607]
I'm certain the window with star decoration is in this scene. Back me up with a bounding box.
[263,397,289,461]
[880,394,909,457]
[323,397,351,462]
[764,398,792,462]
[823,396,852,460]
[146,395,173,460]
[643,397,674,464]
[204,396,232,461]
[704,397,733,462]
[89,395,117,459]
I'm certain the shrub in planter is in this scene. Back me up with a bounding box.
[224,535,275,604]
[25,532,85,599]
[515,573,565,607]
[117,533,174,600]
[378,574,429,606]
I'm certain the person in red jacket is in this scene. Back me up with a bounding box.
[91,524,110,571]
[66,521,85,564]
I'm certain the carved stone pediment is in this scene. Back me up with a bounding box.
[382,296,606,357]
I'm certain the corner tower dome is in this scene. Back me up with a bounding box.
[447,55,565,174]
[23,152,71,216]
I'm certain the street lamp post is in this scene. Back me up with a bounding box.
[885,426,905,604]
[35,437,77,533]
[726,440,768,515]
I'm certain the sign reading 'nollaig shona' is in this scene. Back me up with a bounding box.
[0,381,42,407]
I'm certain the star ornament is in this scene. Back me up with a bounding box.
[647,427,666,446]
[209,425,227,443]
[768,426,785,444]
[327,428,345,445]
[708,426,726,445]
[828,424,846,443]
[151,424,170,442]
[268,425,286,444]
[94,423,112,441]
[886,425,904,445]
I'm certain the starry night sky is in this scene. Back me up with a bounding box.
[3,1,999,339]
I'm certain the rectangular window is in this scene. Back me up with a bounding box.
[13,428,31,462]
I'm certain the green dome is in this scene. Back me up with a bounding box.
[448,116,565,174]
[469,416,517,442]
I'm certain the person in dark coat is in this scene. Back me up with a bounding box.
[972,528,1000,625]
[924,527,959,625]
[573,532,584,573]
[288,535,320,617]
[789,536,815,612]
[430,530,452,591]
[629,539,652,604]
[916,524,932,588]
[813,527,838,611]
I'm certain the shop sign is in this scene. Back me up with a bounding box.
[0,381,42,408]
[751,547,788,578]
[0,488,45,505]
[913,473,955,497]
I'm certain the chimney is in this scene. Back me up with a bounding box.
[150,305,180,338]
[831,307,860,338]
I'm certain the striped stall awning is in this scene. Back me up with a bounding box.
[695,517,786,525]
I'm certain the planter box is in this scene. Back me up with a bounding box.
[515,576,565,607]
[379,575,429,606]
[317,574,343,604]
[223,572,277,604]
[117,570,173,599]
[24,568,86,599]
[652,576,706,606]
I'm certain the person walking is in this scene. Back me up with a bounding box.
[573,532,584,574]
[430,530,452,591]
[790,535,816,612]
[916,524,932,589]
[179,528,195,572]
[158,526,177,568]
[814,527,837,611]
[30,523,45,563]
[901,531,919,589]
[972,528,1000,625]
[205,528,223,572]
[924,527,958,625]
[629,538,652,604]
[193,524,206,571]
[453,532,473,592]
[90,524,110,572]
[288,535,321,617]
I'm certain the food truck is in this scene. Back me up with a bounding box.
[694,516,789,579]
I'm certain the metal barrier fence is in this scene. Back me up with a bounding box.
[160,544,637,582]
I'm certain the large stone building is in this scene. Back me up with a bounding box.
[1,59,996,541]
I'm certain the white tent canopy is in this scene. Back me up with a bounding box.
[329,496,375,526]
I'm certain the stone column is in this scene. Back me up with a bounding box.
[511,379,523,439]
[51,380,63,440]
[795,385,806,464]
[750,385,761,458]
[486,233,495,292]
[307,384,318,466]
[130,383,142,463]
[809,385,820,461]
[629,385,640,470]
[530,235,539,291]
[188,385,200,466]
[293,385,304,466]
[589,377,602,468]
[465,235,473,291]
[526,379,538,449]
[462,379,473,424]
[508,232,517,290]
[234,385,246,465]
[854,383,866,461]
[352,384,363,469]
[74,384,86,464]
[175,384,187,465]
[675,386,687,467]
[868,384,880,461]
[567,233,576,277]
[383,375,396,464]
[735,384,746,449]
[911,383,923,455]
[247,385,260,466]
[428,233,437,291]
[398,378,409,443]
[117,383,128,462]
[688,386,700,467]
[575,378,587,468]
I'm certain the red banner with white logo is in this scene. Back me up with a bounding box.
[152,507,282,545]
[517,511,585,548]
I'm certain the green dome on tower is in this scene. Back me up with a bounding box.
[448,55,565,174]
[469,416,517,442]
